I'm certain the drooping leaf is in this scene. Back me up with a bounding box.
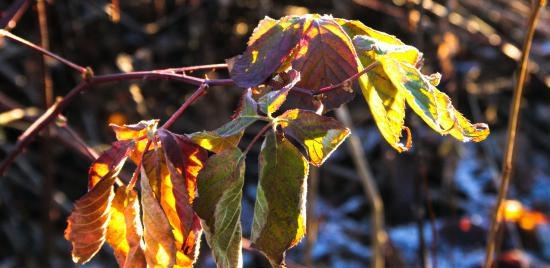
[228,14,361,109]
[353,35,489,145]
[251,132,309,267]
[110,120,159,163]
[64,147,130,264]
[157,129,207,266]
[188,130,244,153]
[88,140,135,190]
[140,158,177,268]
[258,69,300,116]
[194,148,245,268]
[277,109,350,166]
[227,16,305,87]
[106,186,146,268]
[214,88,260,137]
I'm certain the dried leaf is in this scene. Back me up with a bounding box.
[277,109,350,166]
[194,148,245,268]
[258,69,300,116]
[251,132,309,267]
[64,147,130,264]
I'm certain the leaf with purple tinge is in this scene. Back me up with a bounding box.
[258,69,301,116]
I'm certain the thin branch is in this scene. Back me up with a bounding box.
[483,1,546,267]
[0,0,30,30]
[0,29,88,74]
[244,123,272,154]
[0,70,233,175]
[162,83,208,129]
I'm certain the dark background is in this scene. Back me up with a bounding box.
[1,0,550,267]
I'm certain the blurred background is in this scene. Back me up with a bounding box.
[1,0,550,267]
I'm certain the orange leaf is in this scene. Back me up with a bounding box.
[88,140,135,189]
[106,186,146,268]
[64,151,129,264]
[111,120,159,163]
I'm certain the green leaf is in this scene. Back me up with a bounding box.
[214,89,259,137]
[251,132,309,267]
[353,35,489,145]
[194,148,245,268]
[277,109,350,166]
[258,69,300,116]
[188,131,244,153]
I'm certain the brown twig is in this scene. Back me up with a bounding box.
[244,123,272,154]
[483,1,546,267]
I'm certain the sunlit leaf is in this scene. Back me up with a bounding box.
[140,159,177,268]
[258,69,300,116]
[158,129,207,266]
[251,132,309,267]
[106,186,146,268]
[214,89,260,137]
[194,148,245,268]
[227,16,304,87]
[110,120,159,163]
[277,109,350,166]
[88,140,135,190]
[64,149,129,264]
[228,14,360,109]
[188,130,244,153]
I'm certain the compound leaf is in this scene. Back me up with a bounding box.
[194,148,245,268]
[251,132,309,267]
[277,109,350,166]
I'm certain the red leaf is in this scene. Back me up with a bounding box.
[88,140,135,190]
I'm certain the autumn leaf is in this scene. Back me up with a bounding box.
[106,186,146,268]
[64,142,131,264]
[188,130,244,153]
[157,129,207,266]
[194,148,245,268]
[251,132,309,267]
[111,119,159,163]
[88,140,135,189]
[228,14,360,110]
[277,109,350,166]
[353,35,489,146]
[140,159,177,268]
[214,88,260,137]
[258,69,300,116]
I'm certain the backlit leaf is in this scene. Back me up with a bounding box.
[194,148,245,268]
[251,132,309,267]
[188,130,244,153]
[88,140,135,190]
[258,69,300,116]
[353,35,489,145]
[158,129,207,266]
[106,186,146,268]
[214,89,260,137]
[111,120,159,163]
[64,149,129,264]
[277,109,350,166]
[228,14,360,109]
[140,159,177,268]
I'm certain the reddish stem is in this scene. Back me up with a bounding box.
[244,123,272,154]
[0,70,233,175]
[312,61,380,95]
[162,83,208,129]
[0,29,88,74]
